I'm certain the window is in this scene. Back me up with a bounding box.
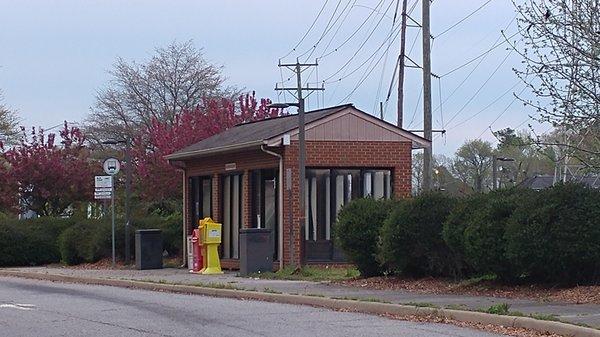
[305,169,392,243]
[222,174,243,259]
[363,170,392,199]
[189,176,212,233]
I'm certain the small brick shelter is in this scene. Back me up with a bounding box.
[166,104,430,269]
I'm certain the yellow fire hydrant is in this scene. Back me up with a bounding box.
[199,217,223,275]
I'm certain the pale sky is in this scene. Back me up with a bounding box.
[0,0,547,155]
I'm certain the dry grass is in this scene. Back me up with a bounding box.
[337,276,600,304]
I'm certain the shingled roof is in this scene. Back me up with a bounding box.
[165,104,429,161]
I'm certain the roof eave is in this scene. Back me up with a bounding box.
[165,140,267,161]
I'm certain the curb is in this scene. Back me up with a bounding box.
[1,270,598,337]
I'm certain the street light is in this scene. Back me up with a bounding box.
[102,138,133,265]
[492,156,515,190]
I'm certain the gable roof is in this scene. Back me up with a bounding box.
[519,174,600,190]
[165,104,430,161]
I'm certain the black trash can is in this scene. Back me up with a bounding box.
[239,228,273,276]
[135,229,163,270]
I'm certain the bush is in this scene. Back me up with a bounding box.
[334,198,397,277]
[504,183,600,285]
[380,193,460,277]
[443,188,535,281]
[58,219,109,265]
[0,217,75,267]
[58,215,183,265]
[442,193,487,277]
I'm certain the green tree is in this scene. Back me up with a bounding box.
[493,128,555,186]
[0,91,18,146]
[451,140,494,192]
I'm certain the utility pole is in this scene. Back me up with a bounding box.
[274,60,323,266]
[397,0,408,128]
[124,138,132,264]
[422,0,433,191]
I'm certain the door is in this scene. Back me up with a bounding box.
[222,174,242,259]
[251,169,278,260]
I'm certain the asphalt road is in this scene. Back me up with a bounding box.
[0,277,506,337]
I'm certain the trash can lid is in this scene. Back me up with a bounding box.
[239,228,272,234]
[135,229,162,234]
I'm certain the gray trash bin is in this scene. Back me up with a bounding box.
[135,229,163,270]
[239,228,273,276]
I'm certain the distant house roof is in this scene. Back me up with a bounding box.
[166,104,430,161]
[519,174,600,190]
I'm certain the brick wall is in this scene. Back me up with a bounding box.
[281,140,412,266]
[182,141,412,268]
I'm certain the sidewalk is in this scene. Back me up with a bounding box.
[4,266,600,329]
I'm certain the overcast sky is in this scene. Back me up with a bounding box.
[0,0,547,155]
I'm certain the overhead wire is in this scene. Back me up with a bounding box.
[318,0,387,61]
[322,0,397,82]
[439,29,520,78]
[449,81,521,131]
[280,0,330,60]
[373,0,402,114]
[298,0,348,61]
[432,17,517,114]
[437,49,514,138]
[336,20,404,104]
[407,86,423,128]
[435,0,494,39]
[475,85,527,139]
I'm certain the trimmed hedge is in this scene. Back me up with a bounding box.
[0,216,182,267]
[58,215,183,265]
[443,188,536,281]
[0,218,75,266]
[336,183,600,285]
[505,183,600,285]
[334,198,396,277]
[379,193,460,277]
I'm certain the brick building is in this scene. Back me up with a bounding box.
[166,104,430,270]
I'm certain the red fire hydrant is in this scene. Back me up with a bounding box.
[191,229,203,273]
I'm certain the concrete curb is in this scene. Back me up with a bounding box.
[1,270,598,337]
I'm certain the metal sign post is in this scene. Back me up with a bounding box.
[99,157,121,268]
[111,181,116,267]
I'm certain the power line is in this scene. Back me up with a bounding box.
[440,49,513,134]
[373,0,402,114]
[280,0,330,60]
[407,85,423,128]
[439,29,520,78]
[322,0,397,82]
[336,22,403,104]
[435,0,494,39]
[448,81,521,130]
[299,0,348,61]
[475,85,527,139]
[318,0,387,61]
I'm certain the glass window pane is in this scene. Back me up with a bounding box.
[374,171,385,199]
[202,178,211,218]
[232,175,240,259]
[222,176,231,259]
[364,172,372,197]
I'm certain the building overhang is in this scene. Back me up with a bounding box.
[165,140,267,162]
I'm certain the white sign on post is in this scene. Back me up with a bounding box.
[103,157,121,175]
[95,176,113,188]
[94,175,113,200]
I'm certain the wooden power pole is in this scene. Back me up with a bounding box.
[422,0,433,191]
[397,0,408,128]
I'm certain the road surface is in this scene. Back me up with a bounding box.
[0,277,505,337]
